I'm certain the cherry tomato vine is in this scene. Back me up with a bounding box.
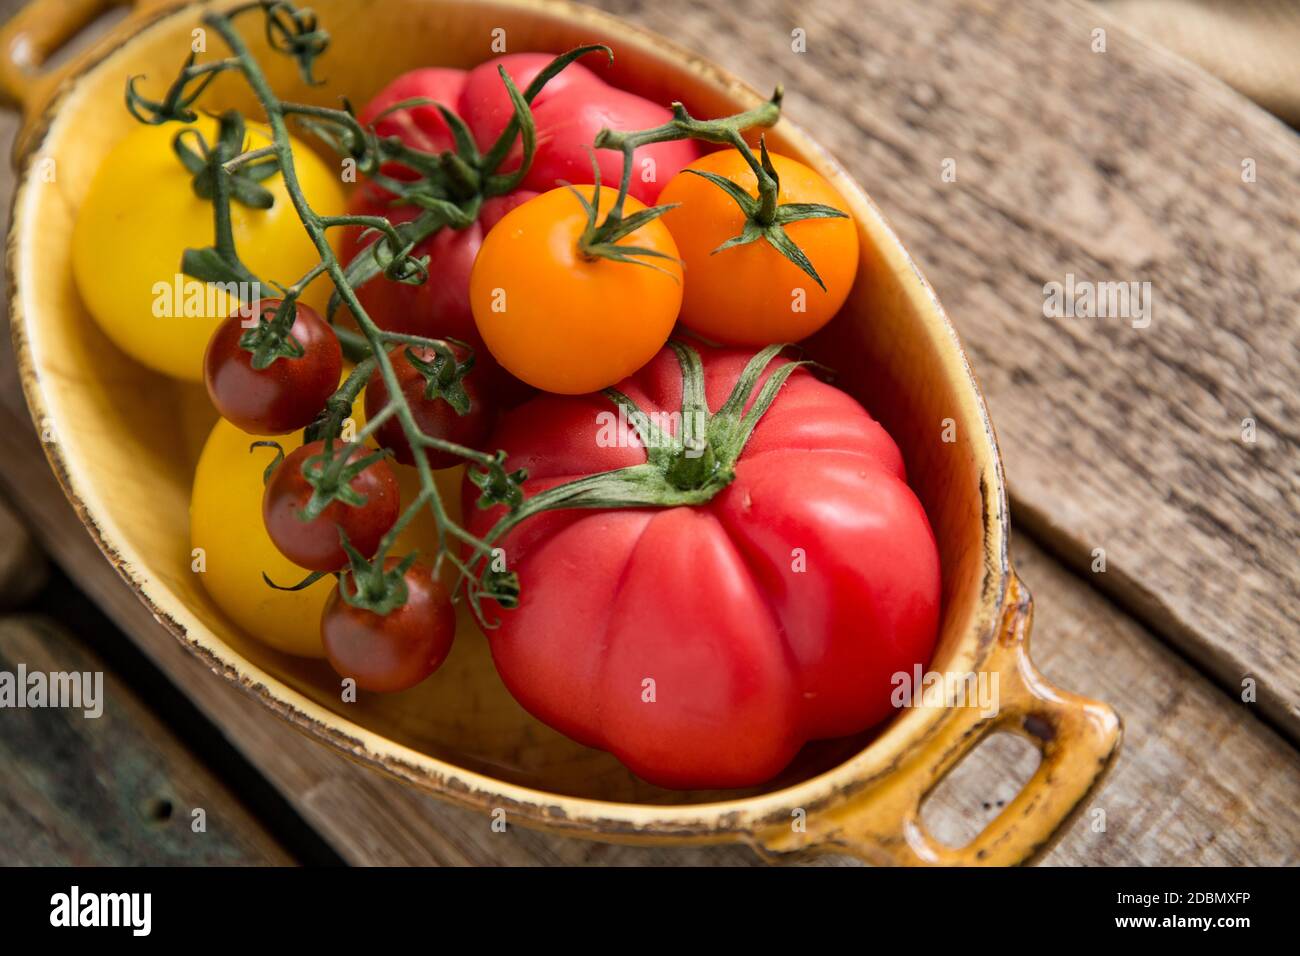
[125,0,839,626]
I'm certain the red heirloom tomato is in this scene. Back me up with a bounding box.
[465,345,941,789]
[263,441,400,571]
[204,299,342,435]
[322,560,456,693]
[364,344,494,469]
[343,54,700,352]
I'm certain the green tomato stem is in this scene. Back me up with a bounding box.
[593,89,782,225]
[206,10,465,572]
[169,4,809,624]
[460,341,807,604]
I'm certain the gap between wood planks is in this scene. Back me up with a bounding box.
[0,610,298,865]
[1013,504,1299,750]
[18,563,346,865]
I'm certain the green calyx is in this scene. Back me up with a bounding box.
[404,343,475,416]
[577,91,784,270]
[262,568,330,593]
[298,441,387,521]
[174,110,279,210]
[336,532,417,616]
[366,44,611,208]
[471,340,810,542]
[262,0,330,85]
[572,161,681,275]
[249,440,287,486]
[689,136,848,291]
[238,299,306,369]
[580,92,848,288]
[663,436,719,491]
[461,340,807,622]
[469,450,528,512]
[356,44,613,206]
[125,51,221,126]
[478,564,522,611]
[319,44,611,324]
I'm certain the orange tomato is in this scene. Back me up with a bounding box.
[659,150,858,346]
[469,185,682,394]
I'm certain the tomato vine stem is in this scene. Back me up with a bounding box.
[458,341,808,623]
[587,87,848,288]
[198,4,505,608]
[131,1,812,623]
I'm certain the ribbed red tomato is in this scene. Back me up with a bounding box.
[464,345,941,789]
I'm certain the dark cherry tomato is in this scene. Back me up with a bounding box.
[321,560,456,693]
[364,345,494,469]
[204,299,342,435]
[262,441,400,571]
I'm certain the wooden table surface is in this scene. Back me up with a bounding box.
[0,0,1296,865]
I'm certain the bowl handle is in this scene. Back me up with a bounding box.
[0,0,165,116]
[755,573,1122,866]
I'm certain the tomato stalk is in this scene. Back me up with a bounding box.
[298,443,390,520]
[200,9,504,590]
[591,91,783,223]
[122,2,495,616]
[304,355,375,442]
[460,341,808,622]
[586,89,848,289]
[128,1,811,625]
[574,92,779,264]
[299,45,611,324]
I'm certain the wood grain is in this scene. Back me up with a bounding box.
[1009,543,1299,866]
[0,0,1297,865]
[0,615,292,864]
[589,0,1300,737]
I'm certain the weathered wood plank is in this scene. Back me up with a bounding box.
[1014,543,1299,866]
[593,0,1300,739]
[0,614,293,864]
[1,0,1297,866]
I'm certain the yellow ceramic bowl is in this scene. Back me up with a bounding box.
[3,0,1120,864]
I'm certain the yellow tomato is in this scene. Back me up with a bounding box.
[73,117,344,382]
[191,386,462,658]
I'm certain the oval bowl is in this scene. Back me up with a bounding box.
[4,0,1120,864]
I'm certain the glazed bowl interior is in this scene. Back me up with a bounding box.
[11,0,1003,809]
